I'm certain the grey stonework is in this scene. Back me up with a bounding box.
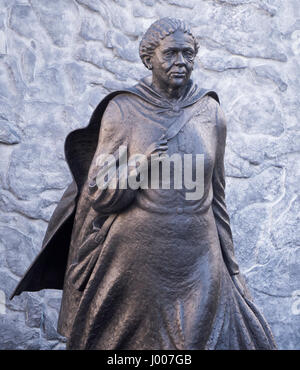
[0,0,299,349]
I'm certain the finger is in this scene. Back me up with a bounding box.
[153,144,167,152]
[151,146,167,155]
[159,139,168,145]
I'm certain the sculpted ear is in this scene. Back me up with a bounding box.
[143,56,153,70]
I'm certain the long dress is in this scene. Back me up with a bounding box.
[56,78,277,350]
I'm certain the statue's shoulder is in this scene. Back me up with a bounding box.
[191,89,220,117]
[99,92,134,122]
[182,80,220,110]
[106,90,139,111]
[194,85,220,105]
[98,90,145,132]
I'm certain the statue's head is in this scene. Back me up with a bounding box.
[139,18,199,91]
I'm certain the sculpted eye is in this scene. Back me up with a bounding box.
[164,50,174,58]
[183,51,194,59]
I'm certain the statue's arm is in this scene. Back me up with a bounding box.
[211,104,240,276]
[211,104,253,299]
[87,98,137,215]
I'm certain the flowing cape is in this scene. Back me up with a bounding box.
[10,77,220,299]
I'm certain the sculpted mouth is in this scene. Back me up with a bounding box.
[170,72,186,78]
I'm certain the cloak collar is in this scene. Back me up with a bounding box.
[127,75,219,110]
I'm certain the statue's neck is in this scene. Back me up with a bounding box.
[150,76,189,101]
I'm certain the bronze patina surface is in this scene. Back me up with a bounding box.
[11,18,277,350]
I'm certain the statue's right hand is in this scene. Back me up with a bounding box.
[145,137,168,162]
[132,136,168,176]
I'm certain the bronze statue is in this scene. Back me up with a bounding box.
[11,18,277,350]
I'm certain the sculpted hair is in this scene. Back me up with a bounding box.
[139,17,199,68]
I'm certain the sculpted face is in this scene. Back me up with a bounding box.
[149,30,196,92]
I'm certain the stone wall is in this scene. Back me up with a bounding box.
[0,0,299,349]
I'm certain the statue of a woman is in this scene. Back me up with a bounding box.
[11,18,277,350]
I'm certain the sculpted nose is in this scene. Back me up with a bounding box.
[174,52,185,65]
